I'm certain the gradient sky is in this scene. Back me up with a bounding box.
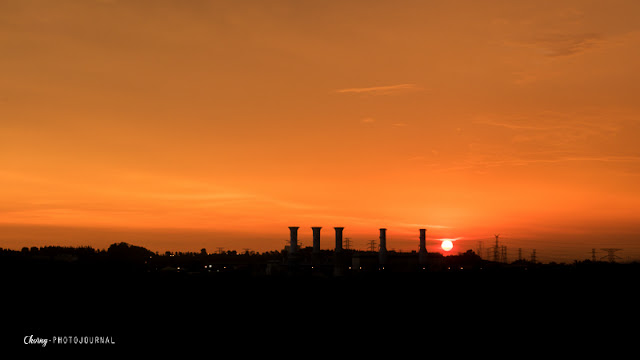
[2,0,640,262]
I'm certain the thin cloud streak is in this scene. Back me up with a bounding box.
[473,113,621,133]
[431,154,640,174]
[528,32,603,57]
[131,191,319,211]
[335,83,421,95]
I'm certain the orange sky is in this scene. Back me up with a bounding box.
[2,0,640,262]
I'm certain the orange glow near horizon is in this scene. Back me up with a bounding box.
[1,1,640,262]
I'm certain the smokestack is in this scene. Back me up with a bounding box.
[288,226,299,255]
[379,228,388,267]
[312,227,322,255]
[419,229,428,265]
[334,227,344,253]
[333,227,345,277]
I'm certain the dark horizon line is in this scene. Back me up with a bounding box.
[2,241,636,265]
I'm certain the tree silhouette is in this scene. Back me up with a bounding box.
[107,242,153,263]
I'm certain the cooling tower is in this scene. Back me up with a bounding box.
[288,226,299,255]
[419,228,428,265]
[312,227,322,255]
[379,228,388,267]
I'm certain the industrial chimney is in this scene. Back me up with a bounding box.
[334,227,344,253]
[379,228,388,267]
[419,229,428,265]
[288,226,299,255]
[334,227,345,276]
[312,227,322,255]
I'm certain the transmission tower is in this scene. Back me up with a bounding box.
[600,248,623,263]
[531,249,537,264]
[477,241,484,259]
[501,245,507,263]
[367,240,377,252]
[591,249,597,262]
[344,237,352,250]
[493,234,500,262]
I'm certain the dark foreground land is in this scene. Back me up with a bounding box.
[2,245,639,355]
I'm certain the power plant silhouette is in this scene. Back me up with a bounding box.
[282,226,449,276]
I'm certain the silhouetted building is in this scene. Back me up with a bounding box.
[312,227,321,254]
[288,226,300,271]
[334,227,345,277]
[351,252,378,272]
[419,229,428,265]
[379,228,388,268]
[288,227,299,256]
[311,227,322,267]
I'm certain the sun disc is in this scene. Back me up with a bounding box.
[441,240,453,252]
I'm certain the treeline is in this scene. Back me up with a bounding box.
[2,242,638,274]
[0,242,288,274]
[0,242,288,261]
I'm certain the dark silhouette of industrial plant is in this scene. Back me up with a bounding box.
[4,226,638,352]
[2,226,636,280]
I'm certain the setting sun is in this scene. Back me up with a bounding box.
[441,240,454,252]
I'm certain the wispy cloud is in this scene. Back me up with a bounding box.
[335,83,421,95]
[134,191,318,211]
[474,117,557,131]
[358,118,410,127]
[468,154,640,168]
[433,110,640,172]
[395,222,450,229]
[139,192,254,201]
[532,32,602,57]
[506,32,603,58]
[430,153,640,175]
[473,111,621,140]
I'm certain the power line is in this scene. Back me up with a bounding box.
[367,240,377,252]
[600,248,623,263]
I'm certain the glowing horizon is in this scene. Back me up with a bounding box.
[1,0,640,263]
